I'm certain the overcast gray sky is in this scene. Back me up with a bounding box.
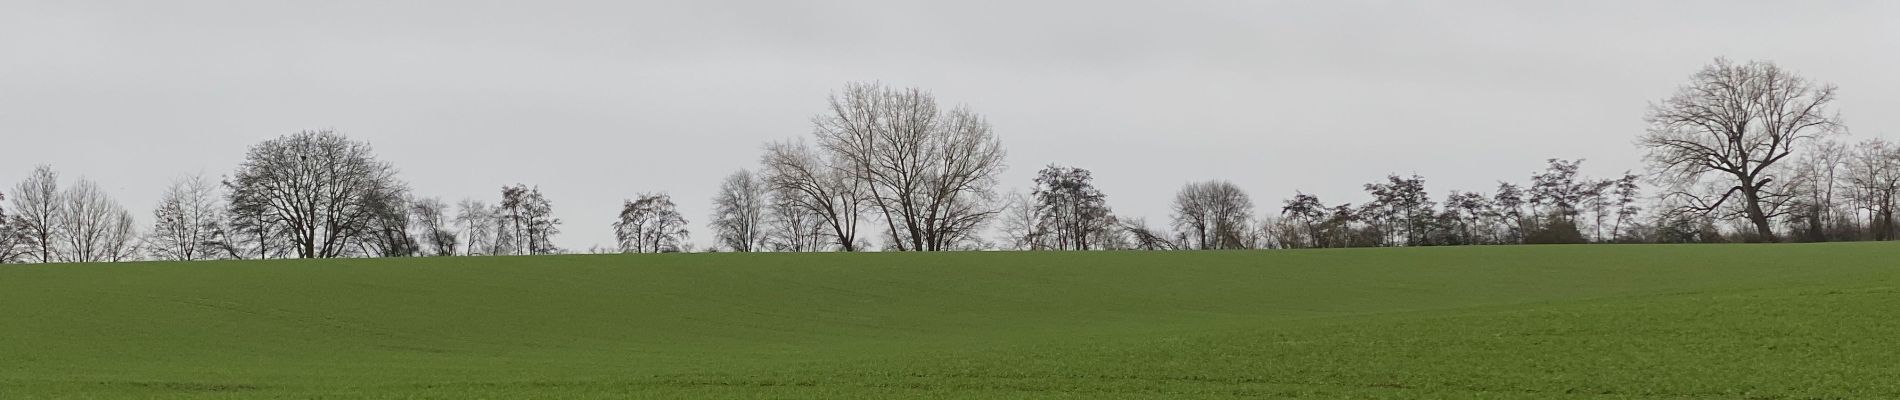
[4,1,1896,251]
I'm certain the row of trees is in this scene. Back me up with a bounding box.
[1272,160,1644,249]
[0,130,568,263]
[5,59,1897,262]
[696,60,1896,252]
[0,166,139,263]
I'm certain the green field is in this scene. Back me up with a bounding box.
[1,244,1896,399]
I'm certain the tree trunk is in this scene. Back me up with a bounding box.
[1878,200,1894,241]
[1740,186,1777,242]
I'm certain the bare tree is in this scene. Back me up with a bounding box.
[453,199,498,255]
[1787,140,1850,241]
[496,185,528,255]
[1120,217,1182,251]
[57,178,139,262]
[1640,58,1844,242]
[763,187,831,252]
[1609,173,1643,242]
[146,174,223,261]
[0,192,23,263]
[1029,165,1115,251]
[358,186,417,258]
[1524,159,1592,243]
[1280,192,1331,248]
[1528,159,1589,225]
[761,139,864,251]
[212,175,288,260]
[494,185,561,255]
[1362,174,1433,246]
[812,82,1008,251]
[521,188,561,255]
[411,197,457,256]
[1490,182,1529,244]
[1171,180,1254,250]
[709,170,768,252]
[614,193,689,253]
[9,165,62,263]
[1846,139,1900,240]
[226,130,407,258]
[1442,191,1492,245]
[996,191,1046,250]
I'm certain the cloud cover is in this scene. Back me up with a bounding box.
[3,0,1896,250]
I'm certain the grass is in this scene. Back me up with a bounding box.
[1,243,1897,399]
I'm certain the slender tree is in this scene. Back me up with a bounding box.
[0,192,22,263]
[411,197,457,256]
[997,192,1046,250]
[453,199,498,255]
[1846,139,1900,240]
[1787,140,1850,241]
[1609,173,1643,242]
[1491,182,1529,244]
[709,170,768,252]
[496,185,529,255]
[9,165,61,263]
[146,175,223,261]
[521,188,561,255]
[1279,192,1328,248]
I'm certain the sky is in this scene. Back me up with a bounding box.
[3,1,1897,251]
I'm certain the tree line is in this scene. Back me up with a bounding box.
[2,58,1896,263]
[1,131,565,263]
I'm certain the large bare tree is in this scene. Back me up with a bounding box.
[709,170,768,252]
[57,178,139,262]
[1640,58,1844,242]
[9,165,62,263]
[1171,180,1255,250]
[812,82,1007,251]
[761,139,864,251]
[146,174,223,261]
[225,130,406,258]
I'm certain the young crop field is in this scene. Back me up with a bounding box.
[1,243,1896,399]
